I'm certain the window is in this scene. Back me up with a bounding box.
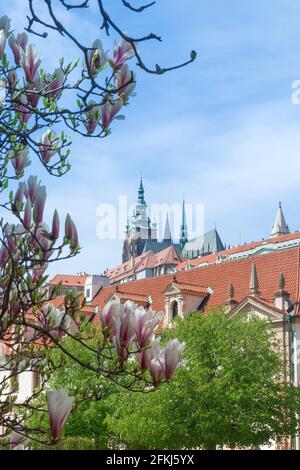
[86,288,91,299]
[172,301,179,319]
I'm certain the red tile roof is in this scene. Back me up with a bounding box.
[106,246,181,283]
[91,247,300,315]
[177,232,300,271]
[48,274,88,287]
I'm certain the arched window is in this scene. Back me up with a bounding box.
[172,301,179,319]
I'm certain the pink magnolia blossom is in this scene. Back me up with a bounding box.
[30,225,51,253]
[9,431,29,450]
[8,70,17,91]
[0,245,9,267]
[112,301,136,365]
[45,68,65,100]
[65,213,74,240]
[112,38,135,69]
[100,98,123,129]
[13,183,25,213]
[64,214,78,248]
[0,15,11,35]
[163,339,186,380]
[33,185,46,225]
[10,147,31,176]
[88,39,107,75]
[138,336,161,371]
[84,100,101,135]
[115,64,136,102]
[134,307,163,349]
[9,32,28,65]
[100,300,120,338]
[27,75,44,108]
[149,356,166,387]
[51,209,60,240]
[27,175,39,204]
[47,389,74,441]
[13,93,32,124]
[23,198,32,228]
[39,129,59,164]
[0,29,6,57]
[21,44,41,82]
[147,338,186,386]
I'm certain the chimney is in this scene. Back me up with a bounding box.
[274,273,290,311]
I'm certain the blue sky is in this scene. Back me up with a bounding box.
[3,0,300,276]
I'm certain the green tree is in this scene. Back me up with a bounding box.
[104,309,300,450]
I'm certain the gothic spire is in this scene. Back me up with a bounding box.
[270,202,290,238]
[163,213,172,242]
[180,196,188,248]
[138,176,146,206]
[249,262,260,297]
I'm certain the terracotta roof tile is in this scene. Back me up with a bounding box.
[49,274,87,287]
[91,247,300,315]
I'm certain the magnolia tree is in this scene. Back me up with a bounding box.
[0,0,195,449]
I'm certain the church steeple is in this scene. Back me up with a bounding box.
[138,176,146,207]
[163,213,172,242]
[270,202,290,238]
[179,197,188,248]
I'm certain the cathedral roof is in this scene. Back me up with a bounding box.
[181,229,224,258]
[142,240,181,256]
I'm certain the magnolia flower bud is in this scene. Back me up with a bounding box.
[45,68,65,100]
[33,185,46,225]
[23,198,32,228]
[8,70,17,91]
[0,245,9,267]
[20,44,41,82]
[112,38,135,69]
[27,175,38,204]
[0,29,6,57]
[100,98,123,129]
[84,101,101,135]
[65,213,73,240]
[51,209,60,240]
[27,75,44,108]
[13,93,32,124]
[13,183,25,213]
[0,15,11,35]
[47,389,74,441]
[10,148,31,176]
[39,129,59,164]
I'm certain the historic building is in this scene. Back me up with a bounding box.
[122,177,225,264]
[6,200,300,449]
